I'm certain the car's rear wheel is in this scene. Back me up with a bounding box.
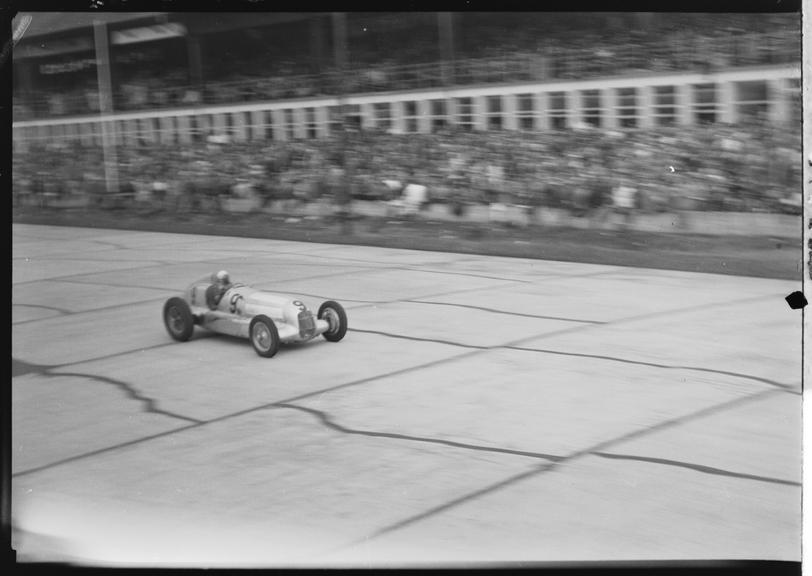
[250,315,280,358]
[318,301,348,342]
[163,297,194,342]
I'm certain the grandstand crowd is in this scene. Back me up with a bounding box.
[13,12,802,223]
[12,117,802,219]
[12,13,799,119]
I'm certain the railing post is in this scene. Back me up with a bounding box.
[93,19,119,200]
[438,12,455,86]
[331,12,352,235]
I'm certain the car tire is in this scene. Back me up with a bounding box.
[250,315,280,358]
[318,300,348,342]
[163,297,194,342]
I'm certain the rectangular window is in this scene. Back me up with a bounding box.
[346,104,362,130]
[305,107,317,139]
[225,112,234,138]
[581,89,602,128]
[430,99,447,132]
[693,83,717,124]
[403,100,418,133]
[517,93,535,131]
[162,116,177,144]
[263,110,275,140]
[374,102,392,131]
[189,115,199,142]
[116,120,128,145]
[455,97,473,131]
[487,95,503,130]
[284,109,295,140]
[137,118,150,145]
[735,80,769,121]
[328,106,342,135]
[653,85,677,127]
[548,91,568,130]
[615,87,637,128]
[242,111,252,140]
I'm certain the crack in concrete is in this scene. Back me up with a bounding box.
[404,300,605,324]
[272,403,564,462]
[504,346,797,392]
[13,296,171,325]
[349,328,489,349]
[347,387,786,546]
[346,330,796,393]
[45,371,203,424]
[591,452,800,487]
[12,303,71,316]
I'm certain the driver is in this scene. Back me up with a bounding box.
[206,270,233,310]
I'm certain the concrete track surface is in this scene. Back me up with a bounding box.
[11,224,802,567]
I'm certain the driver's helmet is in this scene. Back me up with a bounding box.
[213,270,230,285]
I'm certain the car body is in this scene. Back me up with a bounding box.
[163,272,347,357]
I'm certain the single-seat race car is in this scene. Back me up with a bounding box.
[162,271,347,357]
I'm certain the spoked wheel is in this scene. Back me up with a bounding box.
[163,297,194,342]
[249,315,280,358]
[318,301,348,342]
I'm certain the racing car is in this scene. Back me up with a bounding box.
[162,271,347,357]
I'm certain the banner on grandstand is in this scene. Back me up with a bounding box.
[16,37,93,60]
[39,58,97,75]
[111,23,187,45]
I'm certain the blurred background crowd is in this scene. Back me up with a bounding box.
[13,116,801,217]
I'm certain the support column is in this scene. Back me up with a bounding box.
[212,113,224,136]
[637,86,654,129]
[197,114,211,140]
[567,90,580,129]
[391,101,405,134]
[445,97,458,127]
[534,92,548,131]
[604,87,619,130]
[769,78,791,126]
[360,102,375,130]
[316,106,330,138]
[474,95,487,131]
[160,116,175,145]
[718,80,736,124]
[293,107,307,139]
[418,100,431,133]
[93,20,119,195]
[250,110,265,140]
[503,94,518,130]
[677,84,693,126]
[233,111,248,142]
[272,109,287,141]
[177,115,192,143]
[141,118,157,145]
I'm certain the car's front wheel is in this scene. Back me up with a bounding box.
[318,301,348,342]
[250,315,280,358]
[163,297,194,342]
